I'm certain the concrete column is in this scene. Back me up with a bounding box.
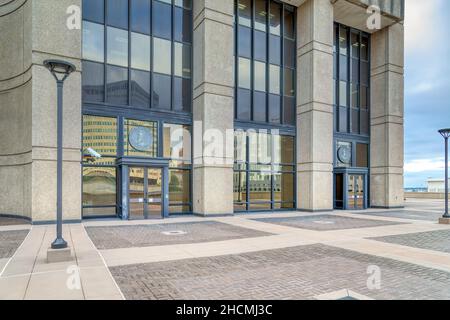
[370,23,404,208]
[30,0,82,222]
[192,1,234,216]
[296,0,334,211]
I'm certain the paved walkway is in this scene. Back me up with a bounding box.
[0,224,123,300]
[1,199,449,300]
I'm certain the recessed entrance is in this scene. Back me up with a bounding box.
[348,174,365,210]
[129,167,163,219]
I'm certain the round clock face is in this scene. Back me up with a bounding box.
[338,146,351,164]
[129,127,153,152]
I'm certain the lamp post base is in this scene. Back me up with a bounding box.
[51,238,68,250]
[47,247,73,263]
[439,217,450,225]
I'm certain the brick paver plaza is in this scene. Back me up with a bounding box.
[1,199,450,300]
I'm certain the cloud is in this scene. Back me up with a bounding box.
[405,158,449,173]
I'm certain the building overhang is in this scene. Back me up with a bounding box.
[332,0,404,33]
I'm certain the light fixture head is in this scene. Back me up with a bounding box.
[439,128,450,139]
[43,59,76,81]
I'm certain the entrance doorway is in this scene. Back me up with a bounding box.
[129,167,163,219]
[347,174,365,210]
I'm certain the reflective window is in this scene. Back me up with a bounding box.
[131,69,151,108]
[131,32,151,71]
[83,167,117,207]
[83,21,104,62]
[238,58,251,89]
[153,73,171,109]
[83,115,118,160]
[106,65,128,105]
[131,0,151,34]
[82,0,193,112]
[107,27,128,67]
[124,119,158,157]
[153,37,172,75]
[254,61,267,92]
[83,0,104,24]
[106,0,128,29]
[235,1,296,126]
[163,124,192,162]
[82,61,105,102]
[174,42,191,78]
[153,0,172,39]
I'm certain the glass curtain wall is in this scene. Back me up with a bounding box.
[234,130,295,211]
[235,0,296,126]
[82,0,192,112]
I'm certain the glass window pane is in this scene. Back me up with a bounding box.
[356,143,368,168]
[234,171,247,204]
[82,61,104,102]
[238,0,251,27]
[83,115,117,158]
[249,172,271,202]
[237,88,251,120]
[174,7,192,43]
[131,0,151,34]
[152,73,171,109]
[361,61,369,86]
[351,32,360,58]
[269,64,280,95]
[351,58,359,83]
[283,97,295,126]
[339,26,348,55]
[284,68,295,97]
[153,37,172,75]
[254,61,266,92]
[83,0,104,24]
[238,57,251,89]
[273,173,294,202]
[253,91,266,122]
[163,124,191,161]
[351,108,359,133]
[361,86,369,109]
[174,0,191,9]
[83,21,104,62]
[339,106,347,132]
[238,26,251,58]
[361,36,369,61]
[106,65,128,105]
[131,69,150,108]
[255,0,267,32]
[234,130,247,163]
[83,167,117,207]
[124,119,158,157]
[107,27,129,67]
[273,135,295,164]
[169,169,191,204]
[268,94,281,124]
[284,7,295,40]
[284,39,295,69]
[173,77,191,112]
[174,42,191,78]
[153,0,172,39]
[339,54,348,81]
[254,30,267,62]
[83,207,117,218]
[106,0,128,29]
[339,81,347,106]
[351,83,358,108]
[360,109,369,135]
[269,34,281,65]
[269,1,281,36]
[131,32,151,71]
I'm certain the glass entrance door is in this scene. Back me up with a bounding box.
[129,167,163,220]
[347,174,365,210]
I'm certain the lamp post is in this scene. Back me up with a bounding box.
[43,60,76,250]
[438,128,450,222]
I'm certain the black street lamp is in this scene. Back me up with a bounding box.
[439,128,450,220]
[44,60,76,250]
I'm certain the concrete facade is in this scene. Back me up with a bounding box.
[0,0,405,222]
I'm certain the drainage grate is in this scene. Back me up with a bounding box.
[161,230,188,236]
